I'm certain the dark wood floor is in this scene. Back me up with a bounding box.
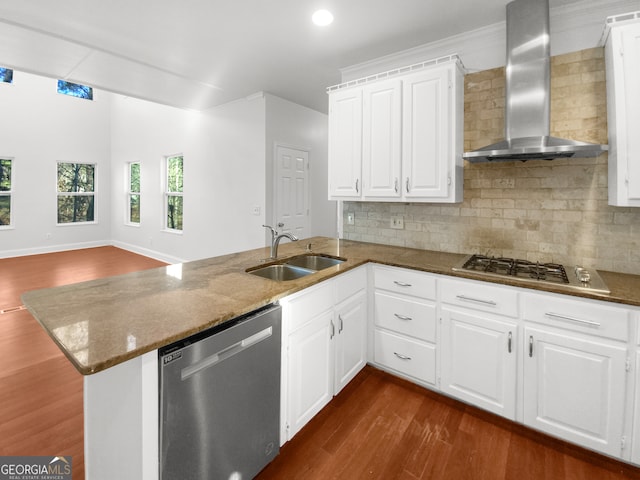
[259,366,640,480]
[0,247,167,480]
[3,247,640,480]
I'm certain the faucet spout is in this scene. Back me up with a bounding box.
[263,225,298,259]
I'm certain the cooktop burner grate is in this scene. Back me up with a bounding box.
[453,254,610,294]
[461,255,570,285]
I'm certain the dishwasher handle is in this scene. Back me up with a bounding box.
[180,326,273,381]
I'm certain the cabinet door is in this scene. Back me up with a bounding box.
[362,79,402,198]
[334,291,367,394]
[607,22,640,206]
[632,351,640,465]
[287,309,334,440]
[523,326,627,457]
[441,308,517,419]
[402,66,451,199]
[621,23,640,201]
[328,88,362,198]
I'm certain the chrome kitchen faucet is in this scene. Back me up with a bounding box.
[263,225,298,259]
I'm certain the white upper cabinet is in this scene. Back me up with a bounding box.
[362,79,402,198]
[328,87,362,198]
[402,65,462,201]
[605,16,640,206]
[327,56,464,203]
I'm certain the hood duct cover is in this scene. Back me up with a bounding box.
[463,0,608,163]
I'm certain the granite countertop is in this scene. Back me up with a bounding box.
[22,237,640,375]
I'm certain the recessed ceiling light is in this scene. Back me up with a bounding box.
[312,9,334,26]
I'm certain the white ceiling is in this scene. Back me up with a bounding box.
[0,0,611,113]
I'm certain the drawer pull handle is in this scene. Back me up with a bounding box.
[529,335,534,358]
[508,331,512,353]
[338,314,344,333]
[330,319,335,339]
[545,312,600,328]
[394,352,412,361]
[394,313,412,321]
[456,295,497,306]
[393,281,412,287]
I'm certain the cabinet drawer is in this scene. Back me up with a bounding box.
[286,281,334,332]
[440,278,518,318]
[374,265,436,300]
[334,266,366,305]
[374,291,436,342]
[522,292,630,341]
[374,329,436,385]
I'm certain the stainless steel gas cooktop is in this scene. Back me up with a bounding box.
[452,254,610,295]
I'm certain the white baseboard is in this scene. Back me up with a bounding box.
[0,239,186,264]
[0,240,109,259]
[110,240,185,265]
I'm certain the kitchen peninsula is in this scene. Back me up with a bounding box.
[22,237,640,479]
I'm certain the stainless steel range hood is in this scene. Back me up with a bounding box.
[463,0,608,163]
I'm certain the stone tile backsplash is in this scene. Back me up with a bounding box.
[343,48,640,274]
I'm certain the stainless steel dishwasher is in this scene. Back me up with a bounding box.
[159,304,281,480]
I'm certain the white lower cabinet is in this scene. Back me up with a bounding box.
[522,291,631,458]
[334,290,367,393]
[440,308,517,420]
[523,326,628,457]
[282,267,367,442]
[287,306,334,439]
[372,265,438,386]
[633,351,640,465]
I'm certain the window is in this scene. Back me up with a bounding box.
[0,67,13,84]
[57,80,93,100]
[128,162,141,225]
[165,155,183,231]
[57,162,96,224]
[0,158,12,227]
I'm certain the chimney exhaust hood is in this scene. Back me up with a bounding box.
[463,0,608,163]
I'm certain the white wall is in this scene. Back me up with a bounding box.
[0,74,331,263]
[109,95,267,263]
[0,71,111,257]
[264,94,336,239]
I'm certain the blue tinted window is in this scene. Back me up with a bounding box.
[57,80,93,100]
[0,67,13,84]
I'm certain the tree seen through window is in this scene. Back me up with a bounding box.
[57,162,96,223]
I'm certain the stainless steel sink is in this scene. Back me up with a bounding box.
[246,254,345,281]
[247,264,315,281]
[285,254,345,270]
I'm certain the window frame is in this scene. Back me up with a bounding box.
[164,154,183,233]
[56,161,97,225]
[127,162,141,226]
[0,157,13,229]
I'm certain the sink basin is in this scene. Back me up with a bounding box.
[285,254,345,271]
[247,264,315,281]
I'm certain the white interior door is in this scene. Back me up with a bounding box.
[275,145,309,238]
